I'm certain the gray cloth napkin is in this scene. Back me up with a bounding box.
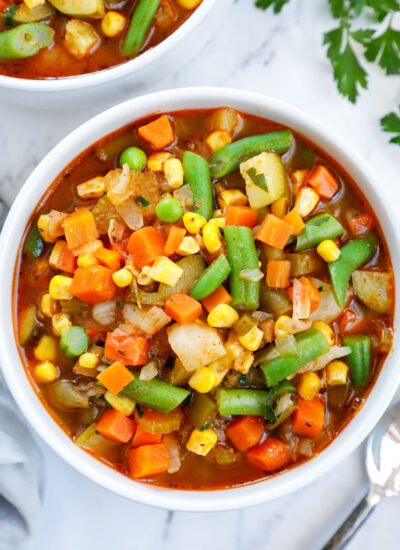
[0,371,42,550]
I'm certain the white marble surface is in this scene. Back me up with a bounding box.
[1,1,400,549]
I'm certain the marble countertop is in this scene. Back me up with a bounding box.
[0,1,399,549]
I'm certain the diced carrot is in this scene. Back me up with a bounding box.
[292,397,325,437]
[283,209,305,236]
[128,443,170,479]
[266,260,291,289]
[97,361,134,395]
[347,213,374,235]
[94,247,121,271]
[164,293,203,325]
[288,277,320,314]
[201,285,232,312]
[225,206,259,228]
[50,240,76,274]
[85,328,106,341]
[105,331,150,366]
[132,426,163,447]
[62,209,99,250]
[96,409,136,443]
[226,416,264,451]
[138,115,175,150]
[164,225,186,255]
[307,165,339,200]
[339,309,365,334]
[255,214,294,250]
[246,438,292,472]
[71,265,117,304]
[127,226,165,269]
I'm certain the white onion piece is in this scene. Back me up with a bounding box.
[164,435,181,474]
[300,345,352,374]
[123,304,171,336]
[92,301,117,326]
[139,361,158,381]
[275,393,294,417]
[173,184,193,210]
[115,198,144,230]
[298,438,314,457]
[239,268,264,282]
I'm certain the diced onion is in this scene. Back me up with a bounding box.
[275,393,294,417]
[139,361,158,381]
[115,198,144,230]
[123,304,171,336]
[92,301,117,326]
[300,345,352,373]
[164,435,182,474]
[298,438,314,457]
[239,268,264,282]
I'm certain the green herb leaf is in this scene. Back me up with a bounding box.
[247,167,269,191]
[199,423,210,432]
[351,28,375,46]
[311,216,330,226]
[265,404,277,424]
[135,196,150,207]
[4,5,18,27]
[136,404,144,418]
[381,108,400,144]
[239,375,247,384]
[116,300,124,308]
[363,25,400,75]
[255,0,291,13]
[367,0,399,22]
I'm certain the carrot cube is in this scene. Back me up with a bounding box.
[62,209,99,250]
[105,331,150,366]
[255,214,294,250]
[226,416,264,451]
[201,285,232,312]
[94,247,121,272]
[96,409,136,443]
[266,260,291,289]
[132,426,163,447]
[127,226,165,269]
[71,265,117,304]
[164,226,186,255]
[225,206,259,228]
[292,397,325,437]
[138,115,175,150]
[347,213,374,235]
[49,240,77,274]
[283,209,305,236]
[164,293,203,325]
[307,165,339,200]
[128,443,170,479]
[97,361,134,395]
[246,438,291,472]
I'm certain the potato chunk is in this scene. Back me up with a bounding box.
[240,152,286,208]
[48,0,105,18]
[352,270,394,313]
[65,19,100,60]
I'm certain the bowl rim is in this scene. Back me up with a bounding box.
[1,87,399,512]
[0,0,216,92]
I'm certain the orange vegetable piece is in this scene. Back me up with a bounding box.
[138,115,175,150]
[105,331,150,366]
[347,213,374,235]
[246,438,291,472]
[164,225,186,255]
[128,443,170,479]
[288,277,320,314]
[127,226,165,269]
[339,309,365,334]
[71,265,116,304]
[266,260,291,289]
[255,214,294,250]
[292,397,325,437]
[307,165,339,200]
[96,409,136,443]
[94,247,121,272]
[226,416,264,451]
[51,240,76,274]
[62,209,99,250]
[201,285,232,312]
[225,206,259,228]
[283,209,305,236]
[132,426,163,447]
[97,361,134,395]
[291,169,309,194]
[164,293,203,325]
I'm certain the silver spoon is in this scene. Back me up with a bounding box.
[322,400,400,549]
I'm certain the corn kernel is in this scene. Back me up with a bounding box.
[209,217,226,229]
[49,275,73,300]
[137,266,153,285]
[202,222,221,254]
[182,212,207,233]
[149,256,183,287]
[189,367,216,393]
[164,158,184,189]
[41,293,58,317]
[78,352,99,369]
[274,315,292,338]
[33,362,58,383]
[34,335,58,362]
[208,304,239,328]
[112,268,133,288]
[291,169,309,194]
[326,360,348,386]
[49,241,68,269]
[76,177,105,199]
[238,326,264,351]
[234,351,254,374]
[104,391,136,416]
[209,355,233,387]
[298,371,321,401]
[225,330,245,360]
[218,189,248,208]
[52,312,72,337]
[313,321,335,347]
[206,130,232,152]
[24,0,45,9]
[77,253,98,267]
[147,152,173,172]
[101,11,126,37]
[186,428,218,456]
[270,197,289,219]
[294,187,319,217]
[213,209,225,218]
[176,236,200,256]
[317,240,341,263]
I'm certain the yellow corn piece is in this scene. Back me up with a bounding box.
[49,275,73,300]
[188,367,216,393]
[78,352,99,369]
[202,222,221,254]
[270,197,288,219]
[101,11,126,37]
[225,330,245,360]
[326,361,348,386]
[208,304,239,328]
[209,217,226,228]
[218,189,248,208]
[238,326,264,351]
[77,253,98,267]
[147,152,173,172]
[33,362,58,383]
[313,321,335,346]
[206,130,232,153]
[298,371,321,401]
[186,428,218,456]
[176,236,200,256]
[52,312,72,337]
[137,266,153,285]
[209,355,233,387]
[24,0,45,8]
[317,240,341,263]
[104,391,136,416]
[76,177,105,199]
[34,335,58,362]
[149,256,183,287]
[294,187,319,217]
[164,158,184,189]
[112,268,133,288]
[41,293,58,317]
[182,212,207,233]
[274,315,292,338]
[233,351,254,374]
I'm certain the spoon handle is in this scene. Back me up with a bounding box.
[321,488,381,550]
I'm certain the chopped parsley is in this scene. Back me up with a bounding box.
[5,5,18,27]
[381,107,400,145]
[136,404,144,418]
[135,196,150,207]
[116,300,124,308]
[247,167,269,192]
[199,423,210,432]
[239,375,247,384]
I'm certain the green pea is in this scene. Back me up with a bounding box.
[155,198,183,223]
[119,147,147,171]
[60,326,89,360]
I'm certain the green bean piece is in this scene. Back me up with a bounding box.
[190,254,231,300]
[122,0,160,57]
[224,225,259,310]
[60,327,89,360]
[24,224,44,259]
[343,335,371,387]
[328,238,375,309]
[121,374,190,414]
[0,23,54,60]
[187,392,217,428]
[183,151,213,220]
[261,328,330,386]
[295,214,344,252]
[216,388,269,416]
[210,130,293,178]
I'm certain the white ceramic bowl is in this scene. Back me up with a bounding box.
[1,88,399,511]
[0,0,230,109]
